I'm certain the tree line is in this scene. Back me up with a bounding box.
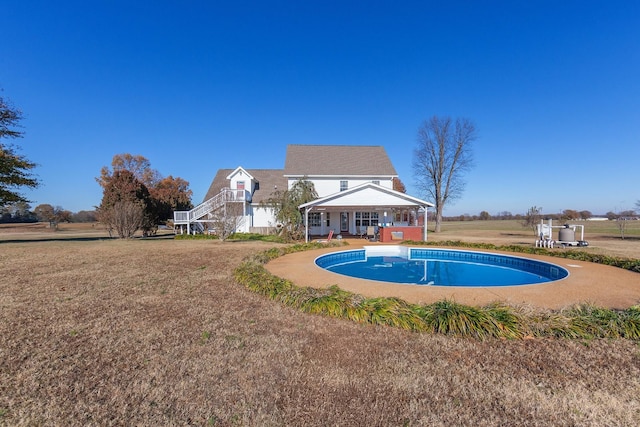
[437,209,637,222]
[0,201,96,225]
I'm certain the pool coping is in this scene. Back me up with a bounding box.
[265,240,640,310]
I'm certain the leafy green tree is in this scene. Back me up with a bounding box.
[263,178,318,241]
[0,94,39,207]
[413,116,476,232]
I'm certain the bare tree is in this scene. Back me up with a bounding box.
[617,218,628,240]
[413,116,476,232]
[99,200,145,238]
[521,206,543,235]
[206,200,246,241]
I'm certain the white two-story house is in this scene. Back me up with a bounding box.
[174,144,433,241]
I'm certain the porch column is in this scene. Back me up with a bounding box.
[423,205,428,241]
[304,207,310,243]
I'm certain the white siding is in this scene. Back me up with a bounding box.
[228,169,252,192]
[290,177,394,197]
[250,205,276,228]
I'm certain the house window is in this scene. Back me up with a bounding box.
[325,212,330,226]
[236,181,245,200]
[355,211,379,227]
[309,212,321,227]
[395,211,410,223]
[340,180,348,191]
[372,180,380,185]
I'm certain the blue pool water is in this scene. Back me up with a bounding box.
[315,246,569,287]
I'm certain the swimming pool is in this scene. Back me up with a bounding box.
[315,246,569,287]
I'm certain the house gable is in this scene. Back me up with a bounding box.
[299,182,433,210]
[204,168,286,204]
[225,166,254,182]
[225,167,254,197]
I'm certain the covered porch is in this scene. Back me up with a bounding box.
[299,183,434,243]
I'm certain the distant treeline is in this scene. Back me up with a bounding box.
[437,209,628,222]
[0,203,97,224]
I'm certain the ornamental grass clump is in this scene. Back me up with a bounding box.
[515,306,575,338]
[620,306,640,339]
[233,262,294,298]
[282,286,361,319]
[567,304,626,339]
[566,304,640,340]
[483,303,528,339]
[359,297,428,331]
[419,300,497,339]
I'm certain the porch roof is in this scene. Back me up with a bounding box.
[299,182,434,210]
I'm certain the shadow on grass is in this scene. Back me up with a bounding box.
[0,234,176,244]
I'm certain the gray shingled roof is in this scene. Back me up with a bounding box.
[203,168,287,204]
[204,145,398,204]
[284,145,397,176]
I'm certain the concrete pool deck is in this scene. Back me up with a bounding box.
[265,239,640,310]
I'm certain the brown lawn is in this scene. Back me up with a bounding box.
[1,223,639,426]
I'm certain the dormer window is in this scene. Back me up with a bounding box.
[236,181,245,200]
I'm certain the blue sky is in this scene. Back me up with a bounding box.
[2,1,639,216]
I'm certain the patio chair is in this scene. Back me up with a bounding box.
[366,226,377,241]
[316,229,334,243]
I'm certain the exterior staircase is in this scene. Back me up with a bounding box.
[173,188,245,234]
